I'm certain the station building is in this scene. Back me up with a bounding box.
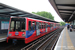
[0,14,10,34]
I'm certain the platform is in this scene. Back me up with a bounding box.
[0,33,7,42]
[54,27,75,50]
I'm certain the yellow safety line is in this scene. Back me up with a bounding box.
[61,29,64,50]
[66,27,75,50]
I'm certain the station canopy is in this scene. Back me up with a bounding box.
[49,0,75,22]
[0,3,58,23]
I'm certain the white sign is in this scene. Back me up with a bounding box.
[1,21,9,30]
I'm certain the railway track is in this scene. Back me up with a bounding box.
[36,29,62,50]
[21,28,63,50]
[0,28,63,50]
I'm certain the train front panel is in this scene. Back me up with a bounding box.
[7,17,26,43]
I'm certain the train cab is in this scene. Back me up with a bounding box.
[7,17,26,42]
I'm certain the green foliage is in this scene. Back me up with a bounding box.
[32,11,54,20]
[60,22,65,26]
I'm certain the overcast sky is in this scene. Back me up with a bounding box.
[0,0,63,22]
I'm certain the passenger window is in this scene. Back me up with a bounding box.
[28,21,31,31]
[50,24,51,28]
[32,21,35,30]
[42,23,44,29]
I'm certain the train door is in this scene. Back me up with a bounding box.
[44,23,46,32]
[42,22,44,32]
[36,22,40,36]
[49,23,50,31]
[46,23,47,32]
[50,23,52,30]
[55,23,56,29]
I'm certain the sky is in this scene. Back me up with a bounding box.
[0,0,63,22]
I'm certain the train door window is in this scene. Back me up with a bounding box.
[51,24,53,27]
[44,23,46,28]
[48,23,49,28]
[37,22,40,29]
[43,23,44,28]
[51,24,52,27]
[47,23,48,28]
[39,22,41,29]
[36,22,39,30]
[53,24,55,27]
[46,23,47,28]
[32,21,35,30]
[46,23,48,28]
[42,23,43,29]
[28,21,31,31]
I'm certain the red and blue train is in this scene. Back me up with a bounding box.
[7,17,60,44]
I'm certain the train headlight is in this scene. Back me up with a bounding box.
[22,32,25,37]
[8,34,12,36]
[22,34,25,37]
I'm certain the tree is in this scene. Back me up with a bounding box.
[32,11,54,20]
[60,22,65,26]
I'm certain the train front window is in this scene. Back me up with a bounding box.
[9,18,26,32]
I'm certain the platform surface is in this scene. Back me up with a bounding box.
[0,33,7,42]
[54,27,75,50]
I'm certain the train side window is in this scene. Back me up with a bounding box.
[42,23,44,29]
[50,24,51,28]
[32,21,35,30]
[28,21,31,31]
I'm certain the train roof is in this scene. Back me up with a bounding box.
[0,3,59,23]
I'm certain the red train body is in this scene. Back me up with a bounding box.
[7,17,60,44]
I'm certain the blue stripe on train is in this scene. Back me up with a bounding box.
[40,30,46,34]
[26,30,46,38]
[26,30,35,38]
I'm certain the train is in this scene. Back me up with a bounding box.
[7,17,60,44]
